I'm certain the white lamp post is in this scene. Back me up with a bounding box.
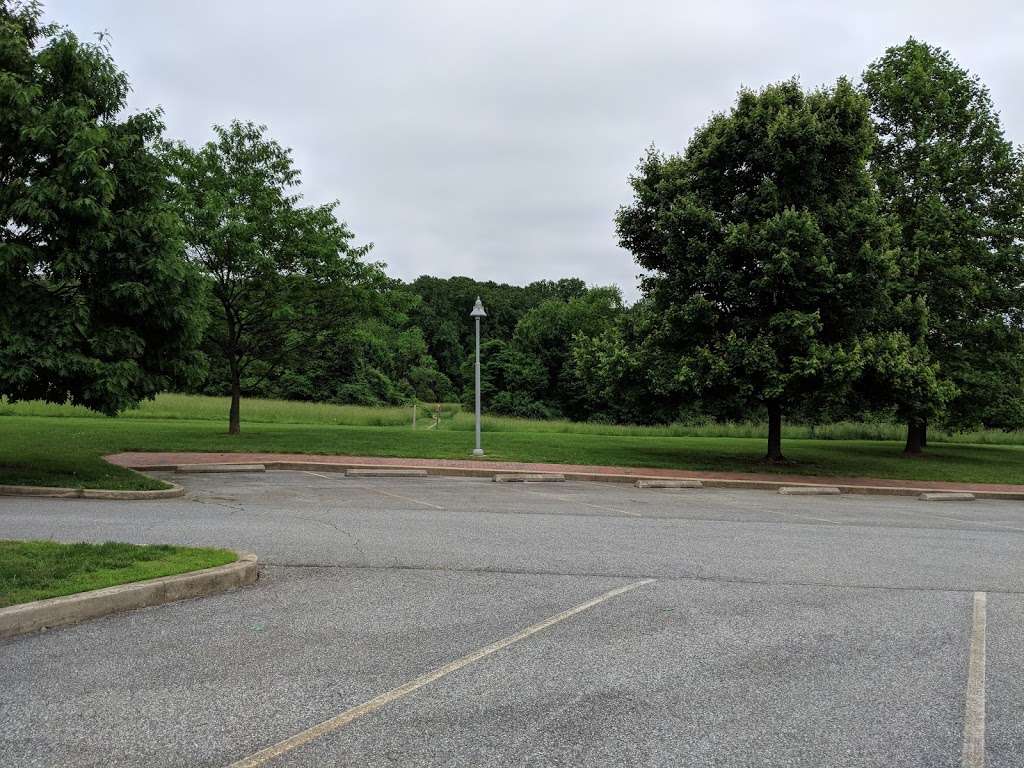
[470,296,486,456]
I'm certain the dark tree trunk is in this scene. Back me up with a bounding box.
[766,402,784,462]
[921,421,928,448]
[228,362,241,435]
[904,421,924,455]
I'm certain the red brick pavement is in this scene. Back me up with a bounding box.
[106,451,1024,494]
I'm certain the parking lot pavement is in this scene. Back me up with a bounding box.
[273,582,970,768]
[986,594,1024,763]
[2,471,1023,767]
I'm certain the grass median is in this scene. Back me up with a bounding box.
[3,408,1024,489]
[0,540,237,608]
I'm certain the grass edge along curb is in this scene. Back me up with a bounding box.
[123,459,1024,501]
[0,477,184,500]
[0,551,257,640]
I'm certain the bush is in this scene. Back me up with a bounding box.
[333,382,382,406]
[490,392,556,420]
[407,365,456,403]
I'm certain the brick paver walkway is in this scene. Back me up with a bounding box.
[106,451,1024,494]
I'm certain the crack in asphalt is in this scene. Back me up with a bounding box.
[192,496,246,514]
[192,495,370,559]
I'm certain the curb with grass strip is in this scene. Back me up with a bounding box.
[0,480,185,500]
[0,552,258,640]
[123,458,1024,501]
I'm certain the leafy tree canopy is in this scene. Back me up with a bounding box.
[616,78,899,460]
[862,38,1024,451]
[407,275,590,392]
[0,0,205,414]
[164,120,379,433]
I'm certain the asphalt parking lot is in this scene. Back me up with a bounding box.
[2,470,1023,767]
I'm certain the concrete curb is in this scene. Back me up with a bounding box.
[0,481,185,500]
[0,552,258,640]
[779,486,842,496]
[635,479,703,489]
[175,463,266,474]
[345,468,428,478]
[493,473,566,483]
[115,459,1024,501]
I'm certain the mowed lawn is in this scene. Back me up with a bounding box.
[3,410,1024,489]
[0,540,237,608]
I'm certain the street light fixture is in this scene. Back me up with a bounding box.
[470,296,486,456]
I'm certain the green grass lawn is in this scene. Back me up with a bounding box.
[0,540,237,608]
[7,392,1024,444]
[2,409,1024,489]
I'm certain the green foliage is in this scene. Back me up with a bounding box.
[192,279,456,407]
[568,298,682,425]
[164,120,379,431]
[464,338,548,415]
[406,364,456,403]
[4,7,1018,458]
[408,275,592,390]
[617,78,899,459]
[0,1,205,415]
[452,285,625,420]
[512,286,624,418]
[0,539,236,607]
[862,39,1024,439]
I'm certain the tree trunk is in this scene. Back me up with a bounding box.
[766,402,784,462]
[228,363,241,435]
[904,420,924,455]
[921,421,928,448]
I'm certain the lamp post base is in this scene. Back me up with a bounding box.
[472,448,484,456]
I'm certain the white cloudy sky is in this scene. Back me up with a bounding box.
[48,0,1024,300]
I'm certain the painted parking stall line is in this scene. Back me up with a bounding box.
[302,470,445,510]
[225,578,656,768]
[521,487,641,517]
[916,508,1024,535]
[763,506,841,526]
[962,591,987,768]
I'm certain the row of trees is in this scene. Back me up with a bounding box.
[0,3,625,432]
[187,268,626,423]
[3,1,1021,460]
[612,40,1024,459]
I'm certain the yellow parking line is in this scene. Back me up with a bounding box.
[303,471,445,511]
[961,591,987,768]
[226,578,656,767]
[524,488,638,516]
[763,507,840,525]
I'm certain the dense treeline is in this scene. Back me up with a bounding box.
[190,270,630,422]
[4,0,1023,460]
[177,38,1024,458]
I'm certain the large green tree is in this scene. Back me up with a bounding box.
[862,39,1024,454]
[616,78,898,461]
[164,120,374,433]
[0,1,205,414]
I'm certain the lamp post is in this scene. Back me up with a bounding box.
[470,296,486,456]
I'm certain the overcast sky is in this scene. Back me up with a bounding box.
[48,0,1024,301]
